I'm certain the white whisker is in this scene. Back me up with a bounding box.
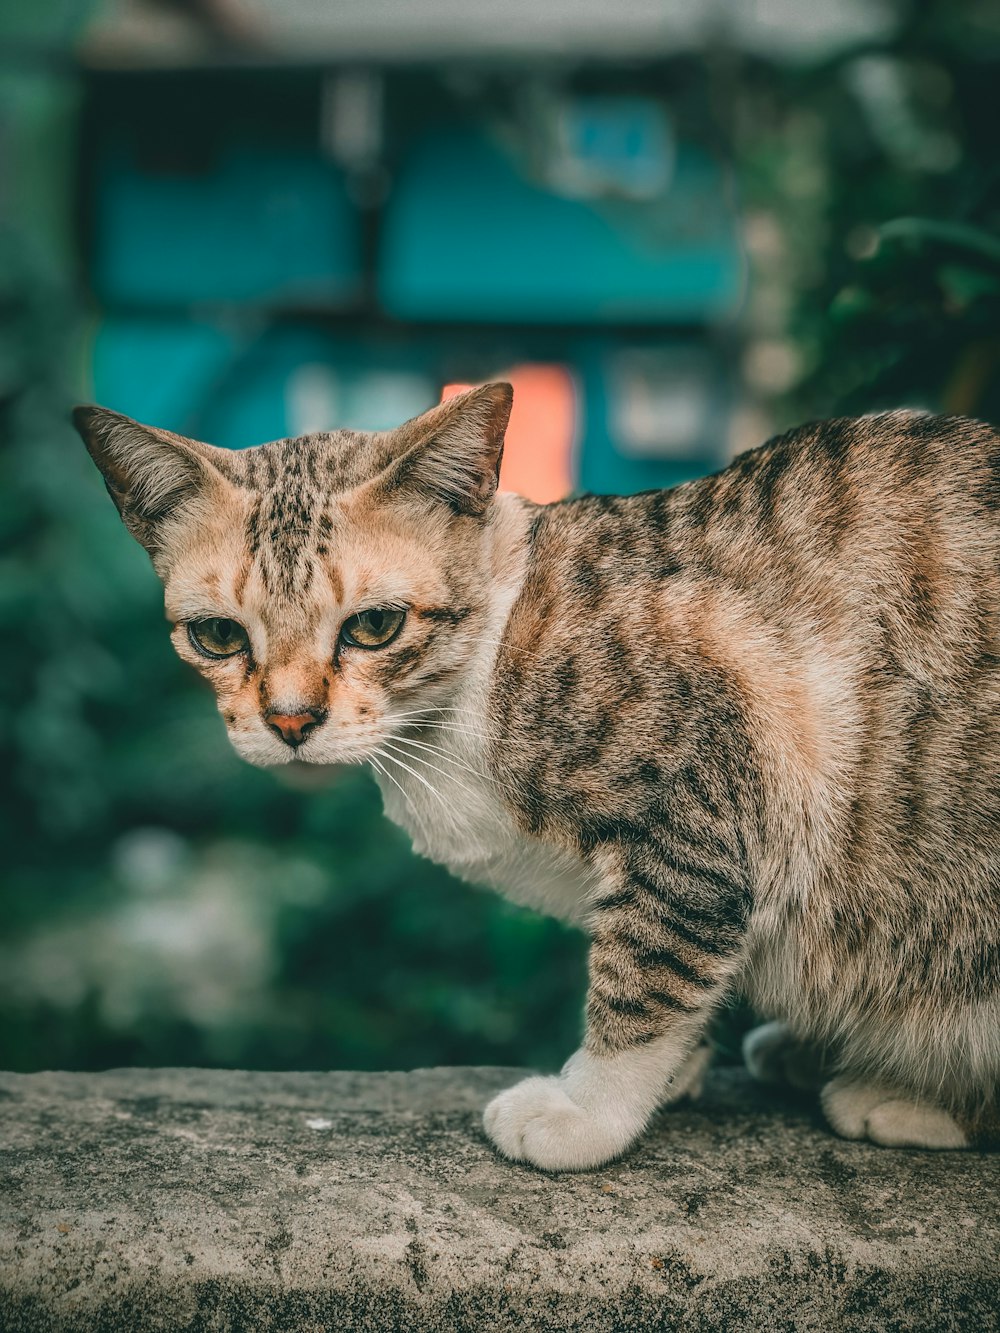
[368,753,434,847]
[456,633,538,661]
[418,720,488,735]
[389,709,490,742]
[391,705,488,727]
[380,740,484,806]
[374,745,450,810]
[388,733,488,782]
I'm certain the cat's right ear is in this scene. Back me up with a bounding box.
[72,406,229,553]
[372,382,514,517]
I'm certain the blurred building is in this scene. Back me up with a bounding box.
[74,0,892,498]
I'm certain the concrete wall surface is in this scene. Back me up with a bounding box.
[1,1066,997,1332]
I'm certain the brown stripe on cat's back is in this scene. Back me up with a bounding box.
[490,489,761,834]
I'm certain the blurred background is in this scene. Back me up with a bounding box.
[2,0,999,1075]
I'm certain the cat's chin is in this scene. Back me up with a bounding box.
[225,731,371,771]
[226,736,298,768]
[274,761,347,791]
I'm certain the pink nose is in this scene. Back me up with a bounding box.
[265,708,326,748]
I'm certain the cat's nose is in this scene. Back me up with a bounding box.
[265,707,327,748]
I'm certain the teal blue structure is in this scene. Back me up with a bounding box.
[380,127,742,323]
[93,322,443,446]
[86,82,744,494]
[94,146,361,308]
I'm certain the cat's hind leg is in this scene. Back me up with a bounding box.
[820,1076,969,1149]
[743,1020,828,1092]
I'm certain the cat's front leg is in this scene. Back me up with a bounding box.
[483,1021,709,1171]
[484,847,750,1170]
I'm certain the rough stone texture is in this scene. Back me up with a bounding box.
[0,1066,997,1332]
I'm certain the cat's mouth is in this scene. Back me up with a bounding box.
[225,720,378,770]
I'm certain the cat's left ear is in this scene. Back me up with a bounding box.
[378,381,513,517]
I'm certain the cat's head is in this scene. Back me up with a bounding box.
[73,383,515,766]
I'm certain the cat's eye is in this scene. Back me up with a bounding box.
[188,617,250,659]
[340,608,406,650]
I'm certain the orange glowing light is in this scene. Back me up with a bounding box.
[441,365,576,504]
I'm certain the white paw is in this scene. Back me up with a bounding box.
[483,1075,640,1171]
[821,1077,968,1150]
[865,1099,968,1149]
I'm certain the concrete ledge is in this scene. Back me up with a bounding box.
[1,1067,997,1332]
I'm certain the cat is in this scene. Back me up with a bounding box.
[74,384,1000,1168]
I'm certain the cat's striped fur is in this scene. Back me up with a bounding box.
[75,386,1000,1167]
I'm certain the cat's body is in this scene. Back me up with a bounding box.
[75,389,1000,1167]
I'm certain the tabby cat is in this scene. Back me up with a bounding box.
[74,385,999,1168]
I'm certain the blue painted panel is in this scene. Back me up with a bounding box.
[94,146,362,307]
[91,320,441,450]
[92,318,242,436]
[380,127,744,323]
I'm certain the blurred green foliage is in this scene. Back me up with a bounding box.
[1,272,587,1071]
[0,175,587,1073]
[732,1,1000,423]
[2,0,998,1075]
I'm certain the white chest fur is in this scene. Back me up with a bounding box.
[372,725,592,926]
